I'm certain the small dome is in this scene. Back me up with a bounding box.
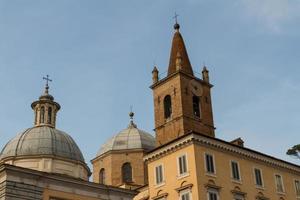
[1,126,85,163]
[97,123,156,157]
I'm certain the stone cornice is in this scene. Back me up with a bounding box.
[144,132,300,174]
[0,164,137,195]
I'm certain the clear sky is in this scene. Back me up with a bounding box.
[0,0,300,171]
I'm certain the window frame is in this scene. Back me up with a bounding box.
[294,179,300,197]
[154,164,165,186]
[179,189,192,200]
[177,153,189,178]
[192,95,201,118]
[99,168,105,184]
[230,160,242,182]
[207,188,219,200]
[122,162,133,183]
[204,153,216,175]
[253,167,264,188]
[163,95,172,119]
[274,173,285,193]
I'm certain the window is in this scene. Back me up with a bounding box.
[205,153,215,174]
[164,95,172,119]
[233,194,244,200]
[275,174,284,193]
[122,162,132,183]
[231,161,240,181]
[192,96,200,117]
[178,154,188,176]
[47,107,52,124]
[207,189,218,200]
[99,168,105,184]
[295,180,300,196]
[180,190,191,200]
[155,164,164,185]
[34,109,37,124]
[254,168,263,187]
[40,106,45,123]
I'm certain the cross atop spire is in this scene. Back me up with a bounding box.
[173,12,180,30]
[43,75,52,94]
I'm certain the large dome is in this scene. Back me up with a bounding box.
[0,126,84,163]
[97,120,156,157]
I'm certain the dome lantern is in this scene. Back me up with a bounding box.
[31,75,60,128]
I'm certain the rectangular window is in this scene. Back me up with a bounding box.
[207,190,218,200]
[275,174,284,193]
[233,193,245,200]
[178,154,188,175]
[205,153,215,174]
[295,180,300,196]
[180,191,191,200]
[231,161,240,181]
[155,165,164,185]
[254,168,263,186]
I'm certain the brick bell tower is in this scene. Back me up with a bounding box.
[150,22,215,146]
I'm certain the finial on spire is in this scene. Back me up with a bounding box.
[173,12,180,30]
[128,106,137,128]
[43,75,52,94]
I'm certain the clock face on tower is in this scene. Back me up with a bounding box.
[188,79,203,96]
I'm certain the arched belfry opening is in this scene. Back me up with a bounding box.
[122,162,133,183]
[99,168,105,184]
[193,95,201,118]
[164,95,172,119]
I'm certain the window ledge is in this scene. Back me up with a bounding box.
[177,173,190,180]
[255,185,265,190]
[205,172,217,178]
[231,179,242,185]
[154,182,165,189]
[276,191,286,196]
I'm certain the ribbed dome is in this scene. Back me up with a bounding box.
[97,122,156,157]
[0,126,85,163]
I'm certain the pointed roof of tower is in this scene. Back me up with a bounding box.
[167,23,193,76]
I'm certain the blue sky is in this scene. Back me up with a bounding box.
[0,0,300,170]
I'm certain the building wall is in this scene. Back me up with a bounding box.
[140,138,300,200]
[194,143,300,200]
[146,144,200,200]
[92,150,146,187]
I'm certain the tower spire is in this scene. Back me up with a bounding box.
[167,18,193,76]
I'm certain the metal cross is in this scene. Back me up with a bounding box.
[173,12,179,24]
[43,75,52,87]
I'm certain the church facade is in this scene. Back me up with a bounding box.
[1,21,300,200]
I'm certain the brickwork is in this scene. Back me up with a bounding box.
[92,150,147,187]
[152,72,215,146]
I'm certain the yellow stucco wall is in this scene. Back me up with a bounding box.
[139,141,300,200]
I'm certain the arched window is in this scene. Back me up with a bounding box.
[122,162,132,183]
[34,109,38,125]
[193,96,201,117]
[47,107,52,124]
[99,168,105,184]
[40,106,45,123]
[164,95,172,119]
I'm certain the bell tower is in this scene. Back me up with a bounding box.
[151,22,215,146]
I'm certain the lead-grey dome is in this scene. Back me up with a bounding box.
[97,121,156,157]
[0,126,85,163]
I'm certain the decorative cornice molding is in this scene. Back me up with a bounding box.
[144,133,300,174]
